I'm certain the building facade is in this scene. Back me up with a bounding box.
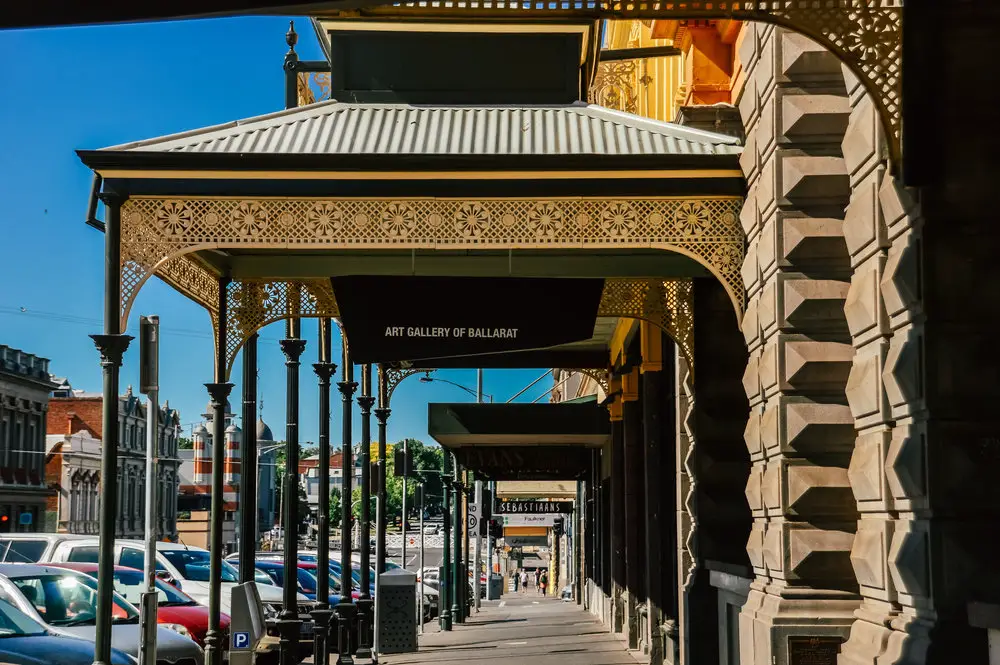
[47,380,182,540]
[0,345,57,532]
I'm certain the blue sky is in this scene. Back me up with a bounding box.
[0,16,555,446]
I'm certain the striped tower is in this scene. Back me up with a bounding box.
[223,424,241,512]
[192,423,211,486]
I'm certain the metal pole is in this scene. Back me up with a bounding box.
[451,456,462,623]
[334,337,357,665]
[206,277,234,665]
[440,451,452,631]
[401,440,408,570]
[356,365,375,659]
[374,369,390,658]
[278,318,305,665]
[419,485,425,633]
[139,315,159,665]
[473,369,483,611]
[90,193,132,665]
[239,333,258,581]
[462,470,470,620]
[485,480,493,600]
[312,319,336,665]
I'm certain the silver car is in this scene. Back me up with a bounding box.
[0,564,204,665]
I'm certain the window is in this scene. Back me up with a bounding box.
[161,550,238,583]
[66,545,100,563]
[0,538,46,563]
[119,547,145,570]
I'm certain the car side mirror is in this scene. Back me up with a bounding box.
[155,570,179,590]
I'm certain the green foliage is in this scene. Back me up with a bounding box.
[177,437,194,450]
[384,439,445,526]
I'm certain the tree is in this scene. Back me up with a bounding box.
[383,439,445,526]
[178,437,193,450]
[329,488,342,524]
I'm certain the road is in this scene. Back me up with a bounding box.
[385,545,443,571]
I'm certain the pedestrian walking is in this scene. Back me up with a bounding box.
[540,570,548,596]
[534,568,541,591]
[519,569,528,593]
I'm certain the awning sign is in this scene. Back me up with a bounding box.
[499,500,574,514]
[330,276,604,364]
[503,514,557,526]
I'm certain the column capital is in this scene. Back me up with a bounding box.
[279,338,307,362]
[374,407,391,423]
[90,334,133,367]
[312,361,338,383]
[205,382,234,406]
[337,380,359,398]
[357,395,375,413]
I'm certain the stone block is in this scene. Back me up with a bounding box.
[844,252,888,345]
[758,96,776,159]
[843,170,889,266]
[850,517,895,598]
[841,63,862,98]
[758,338,777,398]
[742,236,761,293]
[741,181,761,239]
[878,169,920,240]
[740,127,759,183]
[845,338,890,429]
[758,278,777,336]
[779,29,848,83]
[760,395,855,455]
[888,519,931,603]
[747,520,767,572]
[758,155,777,219]
[841,94,882,182]
[883,325,925,419]
[847,427,891,509]
[764,521,855,582]
[737,22,759,74]
[777,214,849,270]
[758,216,778,282]
[885,418,928,509]
[746,462,764,515]
[776,273,850,333]
[779,153,850,207]
[743,348,762,404]
[742,296,762,351]
[778,90,851,143]
[744,406,763,460]
[765,457,854,518]
[756,33,776,102]
[737,70,759,129]
[880,228,923,329]
[779,335,854,395]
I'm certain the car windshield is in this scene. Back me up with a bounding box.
[12,574,138,626]
[0,597,47,637]
[0,539,46,563]
[162,550,238,582]
[297,568,317,593]
[110,569,194,607]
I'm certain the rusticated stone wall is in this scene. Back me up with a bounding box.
[736,23,861,665]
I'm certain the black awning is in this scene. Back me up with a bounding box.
[428,402,608,480]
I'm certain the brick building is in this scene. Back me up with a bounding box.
[0,345,57,532]
[47,380,182,540]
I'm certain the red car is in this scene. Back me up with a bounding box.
[47,562,230,647]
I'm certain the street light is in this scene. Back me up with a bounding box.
[418,372,493,403]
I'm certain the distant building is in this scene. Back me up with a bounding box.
[47,379,182,540]
[0,345,58,532]
[300,448,363,517]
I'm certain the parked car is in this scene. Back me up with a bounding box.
[45,563,229,648]
[0,596,137,665]
[0,535,97,565]
[421,524,439,535]
[231,559,341,607]
[0,564,204,665]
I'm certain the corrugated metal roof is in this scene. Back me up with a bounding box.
[101,100,742,157]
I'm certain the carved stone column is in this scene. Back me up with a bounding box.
[737,24,859,665]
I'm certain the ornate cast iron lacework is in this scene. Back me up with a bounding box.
[118,196,744,338]
[378,365,426,409]
[589,61,640,114]
[598,278,694,365]
[338,1,903,167]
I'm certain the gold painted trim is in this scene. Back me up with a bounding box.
[97,169,743,181]
[319,20,592,34]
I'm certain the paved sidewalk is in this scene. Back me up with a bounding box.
[378,596,642,665]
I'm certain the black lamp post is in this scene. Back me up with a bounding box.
[334,338,358,665]
[356,365,375,658]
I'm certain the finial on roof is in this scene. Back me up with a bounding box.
[126,385,133,398]
[286,20,298,52]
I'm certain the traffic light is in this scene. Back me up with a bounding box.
[481,488,492,522]
[393,446,413,477]
[488,517,503,539]
[0,508,10,533]
[553,516,564,536]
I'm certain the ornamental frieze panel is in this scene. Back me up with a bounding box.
[118,196,744,334]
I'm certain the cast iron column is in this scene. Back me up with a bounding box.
[374,376,390,653]
[205,275,233,665]
[356,365,375,658]
[278,319,306,665]
[642,359,664,665]
[334,341,358,665]
[623,383,645,650]
[451,455,463,622]
[239,333,259,582]
[439,450,452,631]
[610,415,625,634]
[312,319,336,665]
[90,192,132,665]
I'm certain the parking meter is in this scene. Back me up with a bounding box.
[230,582,266,665]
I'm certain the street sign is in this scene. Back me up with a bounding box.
[468,515,478,531]
[498,500,573,514]
[233,632,251,650]
[18,512,32,526]
[502,514,557,527]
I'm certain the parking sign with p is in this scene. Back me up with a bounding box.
[233,631,251,650]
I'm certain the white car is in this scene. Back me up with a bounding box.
[42,539,310,617]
